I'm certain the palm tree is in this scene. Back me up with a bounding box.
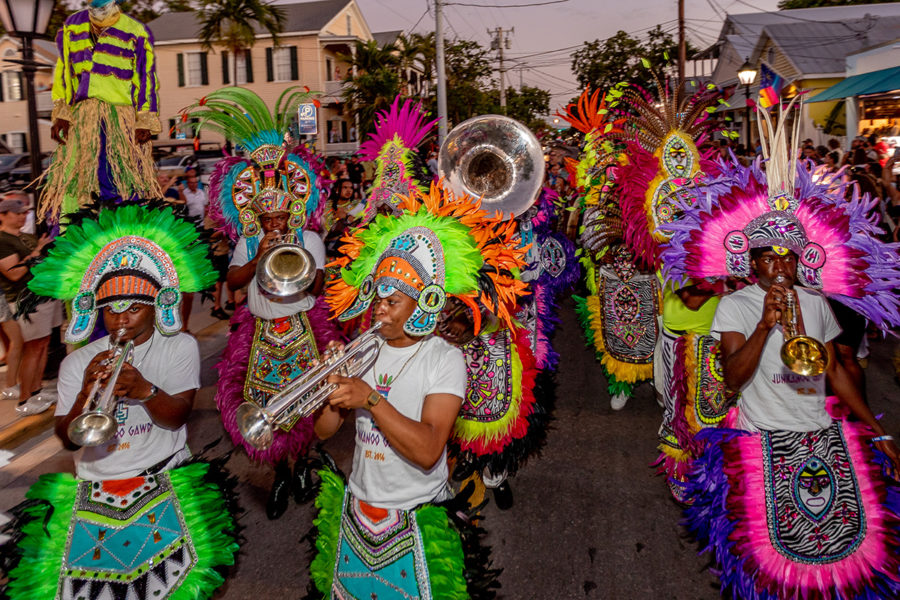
[340,39,401,135]
[197,0,285,86]
[410,32,436,97]
[395,33,422,96]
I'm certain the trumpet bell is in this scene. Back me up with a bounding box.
[255,243,316,302]
[68,412,118,447]
[438,114,544,219]
[236,402,274,450]
[781,335,828,377]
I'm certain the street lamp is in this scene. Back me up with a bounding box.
[0,0,56,185]
[737,58,757,153]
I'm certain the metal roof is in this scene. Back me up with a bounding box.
[372,30,402,47]
[810,65,900,102]
[762,16,900,76]
[148,0,350,42]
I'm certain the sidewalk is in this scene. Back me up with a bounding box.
[0,296,231,451]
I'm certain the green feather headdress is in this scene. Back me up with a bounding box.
[179,86,319,152]
[29,203,215,342]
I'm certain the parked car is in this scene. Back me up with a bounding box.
[0,154,31,190]
[8,155,51,188]
[156,153,197,174]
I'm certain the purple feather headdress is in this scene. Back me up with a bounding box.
[661,155,900,330]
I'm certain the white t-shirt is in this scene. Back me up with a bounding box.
[183,187,208,219]
[55,331,201,480]
[349,336,465,510]
[229,230,326,270]
[710,284,841,432]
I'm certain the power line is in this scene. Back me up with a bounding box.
[444,0,570,7]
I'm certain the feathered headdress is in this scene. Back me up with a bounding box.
[180,87,326,237]
[605,78,721,270]
[358,96,438,219]
[662,102,900,330]
[28,203,215,342]
[327,182,527,336]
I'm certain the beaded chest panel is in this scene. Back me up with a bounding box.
[459,329,513,424]
[691,334,735,427]
[333,491,431,600]
[59,474,197,600]
[761,422,866,564]
[598,270,659,364]
[244,313,319,431]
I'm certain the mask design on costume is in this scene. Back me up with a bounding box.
[340,226,447,336]
[794,457,835,520]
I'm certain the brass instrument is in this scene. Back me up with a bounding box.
[438,114,544,219]
[255,231,316,302]
[236,322,384,450]
[68,329,135,447]
[780,292,828,376]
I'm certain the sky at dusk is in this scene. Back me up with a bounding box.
[340,0,782,112]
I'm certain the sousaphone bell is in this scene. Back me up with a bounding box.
[438,114,545,219]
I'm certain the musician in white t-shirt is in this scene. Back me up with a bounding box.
[315,291,466,508]
[713,246,900,468]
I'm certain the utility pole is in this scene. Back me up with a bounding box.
[678,0,686,80]
[435,0,448,145]
[488,27,513,113]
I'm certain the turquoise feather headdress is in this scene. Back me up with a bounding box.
[181,87,325,237]
[29,203,215,342]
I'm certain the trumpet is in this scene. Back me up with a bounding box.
[68,329,135,447]
[236,322,384,450]
[255,230,317,302]
[780,291,828,376]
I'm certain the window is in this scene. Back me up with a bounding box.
[2,71,22,102]
[346,15,352,35]
[273,47,292,81]
[326,57,334,81]
[266,46,298,82]
[327,120,347,144]
[234,51,248,85]
[3,132,26,153]
[177,52,208,87]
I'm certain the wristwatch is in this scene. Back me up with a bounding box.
[141,384,158,403]
[365,389,382,410]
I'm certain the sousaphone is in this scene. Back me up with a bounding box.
[438,114,544,219]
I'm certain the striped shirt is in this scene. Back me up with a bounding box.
[52,10,159,130]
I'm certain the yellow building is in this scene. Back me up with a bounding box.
[148,0,374,156]
[0,36,56,155]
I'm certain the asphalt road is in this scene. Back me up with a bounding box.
[2,298,899,599]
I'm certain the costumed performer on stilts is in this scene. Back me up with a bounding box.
[181,86,340,520]
[43,0,161,222]
[667,100,900,599]
[0,202,239,599]
[308,182,521,599]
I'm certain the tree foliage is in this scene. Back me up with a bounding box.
[340,39,402,135]
[196,0,285,85]
[777,0,898,8]
[571,25,692,94]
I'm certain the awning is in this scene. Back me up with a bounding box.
[809,66,900,103]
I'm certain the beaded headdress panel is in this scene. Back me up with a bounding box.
[28,203,216,342]
[181,87,325,238]
[328,183,527,336]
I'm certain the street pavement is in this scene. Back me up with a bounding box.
[1,297,898,599]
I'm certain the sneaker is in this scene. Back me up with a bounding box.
[610,392,629,411]
[224,301,236,311]
[15,394,56,416]
[1,385,19,400]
